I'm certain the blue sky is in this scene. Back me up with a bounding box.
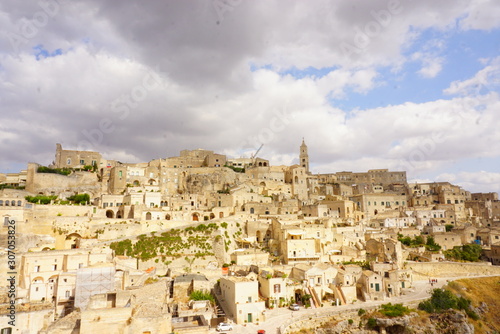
[0,0,499,193]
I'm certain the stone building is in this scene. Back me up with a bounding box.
[53,143,102,169]
[218,274,265,324]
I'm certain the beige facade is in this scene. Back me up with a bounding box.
[358,270,384,301]
[219,275,265,324]
[53,143,102,169]
[351,193,407,218]
[257,273,291,307]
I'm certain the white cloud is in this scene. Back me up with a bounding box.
[444,56,500,96]
[0,0,499,197]
[436,171,500,194]
[459,0,500,30]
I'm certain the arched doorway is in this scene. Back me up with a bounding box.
[294,289,303,305]
[219,212,224,218]
[210,213,215,219]
[146,212,152,220]
[106,210,114,218]
[67,233,82,249]
[192,213,199,221]
[165,214,171,220]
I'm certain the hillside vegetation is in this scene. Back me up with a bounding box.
[444,276,500,333]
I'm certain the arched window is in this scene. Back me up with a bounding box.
[0,200,3,206]
[17,200,22,206]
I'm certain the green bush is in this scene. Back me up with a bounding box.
[37,166,72,176]
[189,290,215,303]
[418,288,478,320]
[366,318,377,329]
[358,308,366,316]
[67,193,90,204]
[25,195,57,204]
[444,244,483,262]
[398,234,425,247]
[379,303,411,317]
[425,236,441,252]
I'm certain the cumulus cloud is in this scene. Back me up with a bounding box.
[0,0,499,194]
[436,171,500,194]
[444,56,500,96]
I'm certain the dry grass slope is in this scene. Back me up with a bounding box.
[445,276,500,333]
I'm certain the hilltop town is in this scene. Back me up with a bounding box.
[1,141,500,334]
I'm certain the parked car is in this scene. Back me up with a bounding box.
[289,303,300,311]
[216,323,233,331]
[258,330,266,334]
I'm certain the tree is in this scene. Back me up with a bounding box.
[425,236,441,252]
[444,244,482,262]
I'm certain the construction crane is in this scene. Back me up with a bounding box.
[250,144,264,166]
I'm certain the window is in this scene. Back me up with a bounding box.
[80,159,85,165]
[65,290,70,298]
[52,265,57,271]
[34,266,40,272]
[274,284,281,293]
[67,158,71,165]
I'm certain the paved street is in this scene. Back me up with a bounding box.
[212,277,474,334]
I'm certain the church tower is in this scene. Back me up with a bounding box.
[299,138,309,173]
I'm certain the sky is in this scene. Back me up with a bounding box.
[1,0,500,194]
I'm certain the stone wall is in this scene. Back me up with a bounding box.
[404,261,500,279]
[26,163,100,196]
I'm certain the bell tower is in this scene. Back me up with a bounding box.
[299,138,309,173]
